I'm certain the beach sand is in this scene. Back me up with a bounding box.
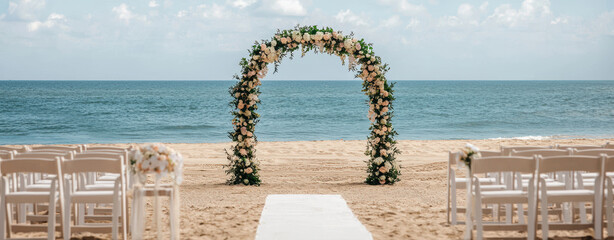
[8,138,614,239]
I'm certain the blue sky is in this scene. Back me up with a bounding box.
[1,0,613,80]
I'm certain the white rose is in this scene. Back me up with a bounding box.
[303,33,311,41]
[384,161,392,170]
[374,157,384,165]
[466,143,480,152]
[379,175,386,181]
[344,39,354,52]
[271,40,277,47]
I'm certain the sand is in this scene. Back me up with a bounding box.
[6,138,614,239]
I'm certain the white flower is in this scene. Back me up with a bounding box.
[466,143,479,152]
[384,161,392,170]
[303,33,311,41]
[271,40,277,47]
[379,175,386,181]
[344,39,354,52]
[313,31,323,41]
[374,157,384,165]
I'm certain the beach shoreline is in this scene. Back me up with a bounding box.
[5,138,613,239]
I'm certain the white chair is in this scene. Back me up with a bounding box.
[29,145,83,153]
[501,146,551,156]
[62,157,127,240]
[556,144,606,150]
[536,155,604,240]
[0,157,65,240]
[470,156,537,240]
[0,146,28,153]
[447,151,504,224]
[602,155,614,238]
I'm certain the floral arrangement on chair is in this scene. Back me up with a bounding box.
[129,143,184,185]
[460,143,480,169]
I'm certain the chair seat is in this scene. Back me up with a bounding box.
[71,191,118,203]
[478,190,529,204]
[539,189,594,202]
[6,191,57,203]
[25,183,53,192]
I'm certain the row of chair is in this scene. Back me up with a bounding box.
[0,145,129,240]
[446,142,614,239]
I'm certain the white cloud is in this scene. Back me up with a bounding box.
[264,0,306,16]
[479,2,489,12]
[487,0,552,27]
[112,3,147,24]
[27,13,66,32]
[7,0,46,21]
[229,0,257,9]
[458,4,475,19]
[550,17,567,25]
[381,15,401,28]
[378,0,427,16]
[335,9,368,26]
[176,4,231,19]
[406,18,420,29]
[148,0,159,8]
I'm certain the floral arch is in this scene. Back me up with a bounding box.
[226,25,400,185]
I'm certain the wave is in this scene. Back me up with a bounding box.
[161,124,215,130]
[488,136,552,140]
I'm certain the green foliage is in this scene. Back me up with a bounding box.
[225,25,400,186]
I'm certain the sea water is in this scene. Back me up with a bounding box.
[1,80,613,144]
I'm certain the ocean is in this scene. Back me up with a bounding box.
[1,80,613,145]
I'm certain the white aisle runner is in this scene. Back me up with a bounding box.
[255,194,373,240]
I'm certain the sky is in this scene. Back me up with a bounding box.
[0,0,613,80]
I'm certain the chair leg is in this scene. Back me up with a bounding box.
[474,195,483,240]
[0,183,6,240]
[541,195,549,239]
[578,202,588,224]
[47,181,57,240]
[607,179,614,237]
[595,176,603,240]
[518,203,525,224]
[451,183,458,225]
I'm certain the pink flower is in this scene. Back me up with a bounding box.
[379,179,386,185]
[379,166,388,173]
[239,148,247,156]
[368,65,375,71]
[381,107,389,113]
[247,131,253,137]
[355,43,361,50]
[281,37,287,44]
[245,167,253,174]
[240,127,247,135]
[382,91,389,97]
[260,44,267,50]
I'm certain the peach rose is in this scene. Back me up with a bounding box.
[380,149,388,156]
[379,179,386,185]
[379,166,388,173]
[368,65,375,71]
[260,44,266,50]
[245,167,253,174]
[240,127,247,135]
[239,148,247,156]
[355,43,361,50]
[382,91,389,97]
[247,131,253,137]
[381,107,389,113]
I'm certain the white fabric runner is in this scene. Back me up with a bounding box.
[255,194,373,240]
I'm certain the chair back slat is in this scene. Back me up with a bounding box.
[74,153,123,161]
[14,152,73,160]
[479,150,501,157]
[539,155,602,173]
[604,155,614,172]
[84,146,126,152]
[0,158,60,175]
[449,151,459,166]
[0,146,28,153]
[511,149,570,157]
[30,145,82,152]
[501,146,551,155]
[63,158,123,174]
[472,156,535,174]
[575,149,614,157]
[0,150,14,159]
[556,144,605,150]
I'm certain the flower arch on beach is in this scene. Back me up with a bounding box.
[226,25,400,185]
